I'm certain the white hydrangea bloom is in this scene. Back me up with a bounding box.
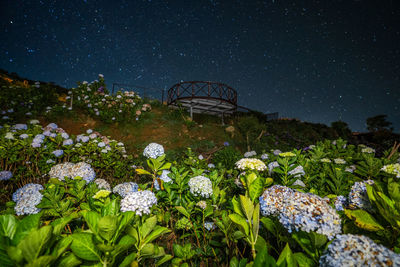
[120,190,157,215]
[143,143,164,159]
[319,234,400,266]
[188,176,213,198]
[235,158,267,171]
[259,185,341,240]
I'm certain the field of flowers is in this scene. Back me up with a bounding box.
[1,115,400,266]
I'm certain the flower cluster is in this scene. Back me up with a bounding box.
[261,153,269,160]
[49,162,96,183]
[348,180,374,210]
[12,183,43,216]
[143,143,164,159]
[196,200,207,209]
[279,151,296,157]
[0,170,12,181]
[259,185,341,239]
[334,195,348,211]
[244,151,257,158]
[113,182,139,197]
[288,165,305,177]
[320,158,332,163]
[334,158,346,164]
[235,158,267,171]
[120,190,157,215]
[319,234,400,267]
[381,163,400,178]
[268,161,279,175]
[188,176,213,198]
[154,170,173,190]
[94,178,111,191]
[204,221,215,231]
[70,75,151,123]
[361,147,376,154]
[175,217,192,230]
[93,190,111,199]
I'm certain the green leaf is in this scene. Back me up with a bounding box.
[0,215,17,240]
[388,178,400,203]
[51,213,79,236]
[254,245,277,267]
[173,244,185,258]
[260,218,277,237]
[292,253,314,267]
[6,246,23,264]
[252,203,260,238]
[141,216,157,239]
[18,225,53,262]
[156,254,173,266]
[277,243,297,267]
[25,255,55,267]
[56,253,82,267]
[101,198,119,216]
[141,243,155,257]
[143,226,171,244]
[71,233,102,262]
[249,178,264,202]
[52,236,73,258]
[114,211,135,243]
[81,211,100,236]
[344,209,384,231]
[0,248,14,267]
[175,206,190,218]
[229,214,249,236]
[136,169,152,175]
[239,195,254,222]
[119,252,137,267]
[232,197,244,217]
[98,215,118,242]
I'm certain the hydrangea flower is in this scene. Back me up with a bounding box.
[93,190,111,199]
[20,133,29,139]
[12,183,44,202]
[120,190,157,215]
[361,147,376,154]
[244,151,257,158]
[13,124,28,130]
[46,123,58,130]
[188,176,213,198]
[288,165,305,177]
[279,152,296,157]
[259,185,341,239]
[268,161,279,175]
[49,162,96,183]
[143,143,164,159]
[334,195,347,211]
[154,170,173,190]
[348,180,374,210]
[381,163,400,178]
[61,132,69,139]
[29,119,40,124]
[207,163,215,168]
[196,200,207,209]
[0,170,12,181]
[204,221,215,231]
[46,159,55,164]
[319,234,400,266]
[12,183,43,215]
[334,158,346,164]
[63,139,73,146]
[273,149,282,156]
[5,132,14,140]
[320,158,332,163]
[261,153,269,160]
[113,182,139,197]
[345,165,356,173]
[52,149,64,157]
[94,178,111,191]
[235,158,267,171]
[175,217,192,230]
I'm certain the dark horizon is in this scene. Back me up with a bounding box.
[1,0,399,132]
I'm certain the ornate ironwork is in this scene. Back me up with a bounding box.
[167,81,238,115]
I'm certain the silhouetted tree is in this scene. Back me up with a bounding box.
[366,114,393,132]
[331,120,352,138]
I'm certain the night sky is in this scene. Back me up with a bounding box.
[1,0,399,132]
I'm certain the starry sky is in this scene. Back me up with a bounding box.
[1,0,399,132]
